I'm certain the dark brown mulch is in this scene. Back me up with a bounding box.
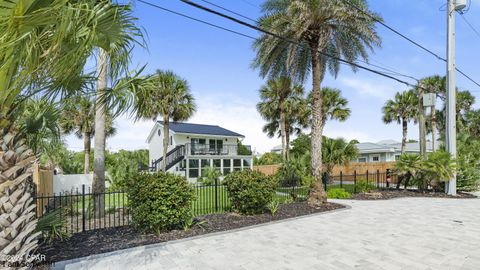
[37,202,344,263]
[351,189,477,200]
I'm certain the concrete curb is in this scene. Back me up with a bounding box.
[52,203,351,270]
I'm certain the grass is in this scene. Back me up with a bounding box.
[192,185,231,216]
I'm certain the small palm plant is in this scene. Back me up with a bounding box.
[423,151,456,191]
[394,154,423,190]
[198,167,222,186]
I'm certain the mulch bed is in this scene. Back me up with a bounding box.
[350,189,477,200]
[37,202,344,263]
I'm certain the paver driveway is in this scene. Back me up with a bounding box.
[58,197,480,270]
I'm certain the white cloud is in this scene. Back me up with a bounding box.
[340,77,398,100]
[66,93,279,153]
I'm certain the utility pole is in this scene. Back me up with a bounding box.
[446,0,461,196]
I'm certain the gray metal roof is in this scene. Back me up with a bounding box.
[355,141,433,153]
[158,121,244,137]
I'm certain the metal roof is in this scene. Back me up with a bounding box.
[158,121,244,137]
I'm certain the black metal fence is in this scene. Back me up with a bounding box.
[34,170,399,235]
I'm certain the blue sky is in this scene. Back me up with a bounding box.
[66,0,480,153]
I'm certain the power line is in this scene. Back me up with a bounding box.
[339,0,480,89]
[137,0,256,40]
[237,0,258,8]
[177,0,423,88]
[460,14,480,40]
[197,0,420,82]
[198,0,257,23]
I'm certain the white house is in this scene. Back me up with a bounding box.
[147,121,253,181]
[354,140,434,163]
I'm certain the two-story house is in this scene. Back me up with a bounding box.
[147,121,253,181]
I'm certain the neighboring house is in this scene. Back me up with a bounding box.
[270,145,282,155]
[354,140,434,163]
[147,121,253,181]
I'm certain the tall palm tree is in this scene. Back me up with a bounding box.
[16,98,62,154]
[257,76,307,161]
[0,0,133,262]
[135,70,196,171]
[308,87,351,130]
[92,2,144,202]
[419,76,445,151]
[382,90,418,154]
[61,95,117,174]
[253,0,381,205]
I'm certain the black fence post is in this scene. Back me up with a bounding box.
[377,169,380,188]
[354,170,357,193]
[214,178,218,212]
[81,184,85,232]
[366,170,369,185]
[340,171,343,188]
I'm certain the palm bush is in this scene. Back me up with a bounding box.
[394,154,423,190]
[423,151,456,191]
[198,167,222,186]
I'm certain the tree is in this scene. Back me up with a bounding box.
[420,75,445,151]
[307,87,351,131]
[237,140,252,155]
[92,2,144,207]
[394,154,422,190]
[290,134,311,158]
[257,76,307,161]
[322,137,358,177]
[0,0,136,262]
[253,152,283,165]
[382,90,418,154]
[61,94,116,174]
[423,150,456,191]
[105,149,148,191]
[134,70,196,171]
[16,98,62,154]
[253,0,381,205]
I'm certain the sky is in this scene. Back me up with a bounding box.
[66,0,480,154]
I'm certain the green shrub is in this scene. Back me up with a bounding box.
[126,172,194,234]
[327,188,352,199]
[356,180,377,193]
[267,198,280,216]
[224,170,278,215]
[36,209,70,243]
[198,166,221,186]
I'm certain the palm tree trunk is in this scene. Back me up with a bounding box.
[308,44,327,206]
[285,126,290,161]
[279,109,287,161]
[93,48,107,216]
[431,105,436,151]
[418,85,427,158]
[401,118,407,154]
[84,131,91,174]
[162,118,169,171]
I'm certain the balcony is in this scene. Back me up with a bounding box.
[185,143,251,156]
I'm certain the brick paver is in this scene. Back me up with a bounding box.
[60,197,480,270]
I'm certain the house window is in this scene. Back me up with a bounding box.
[191,138,207,155]
[223,159,231,175]
[201,159,210,175]
[358,157,367,163]
[395,155,401,161]
[189,159,199,178]
[372,156,380,162]
[243,159,250,168]
[233,159,242,171]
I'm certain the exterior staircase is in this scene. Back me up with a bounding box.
[150,145,185,171]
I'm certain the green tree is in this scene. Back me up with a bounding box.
[322,137,358,177]
[420,75,445,151]
[237,140,252,155]
[290,134,311,158]
[254,152,283,165]
[307,87,351,130]
[61,94,117,174]
[134,70,196,171]
[0,0,137,259]
[423,150,456,191]
[382,90,418,154]
[106,149,148,191]
[253,0,380,205]
[394,154,422,190]
[257,76,307,160]
[16,98,62,154]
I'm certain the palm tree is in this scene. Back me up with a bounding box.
[0,0,134,262]
[322,137,358,178]
[419,76,445,151]
[257,76,307,161]
[16,98,62,154]
[253,0,381,205]
[134,70,196,171]
[92,2,144,203]
[382,90,418,154]
[423,150,456,191]
[395,153,422,190]
[61,95,117,174]
[308,87,351,130]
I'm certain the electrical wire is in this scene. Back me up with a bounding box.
[198,0,257,23]
[460,14,480,40]
[340,0,480,89]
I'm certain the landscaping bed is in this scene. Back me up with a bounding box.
[350,189,477,200]
[38,201,344,263]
